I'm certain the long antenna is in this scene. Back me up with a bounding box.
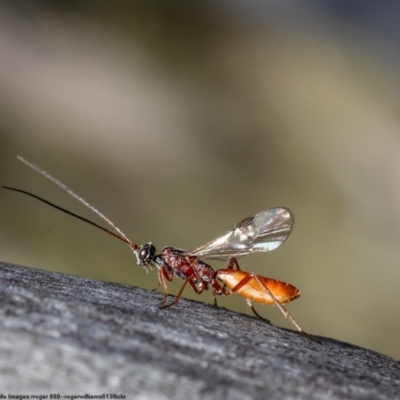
[16,156,138,251]
[1,186,131,245]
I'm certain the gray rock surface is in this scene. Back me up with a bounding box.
[0,261,398,399]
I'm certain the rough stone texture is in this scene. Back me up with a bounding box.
[0,261,398,399]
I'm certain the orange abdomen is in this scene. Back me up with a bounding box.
[216,269,300,305]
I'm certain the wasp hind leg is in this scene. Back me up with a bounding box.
[252,274,319,343]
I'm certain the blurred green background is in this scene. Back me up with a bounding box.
[1,1,400,360]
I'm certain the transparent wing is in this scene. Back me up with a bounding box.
[188,207,294,260]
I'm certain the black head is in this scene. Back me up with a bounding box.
[135,242,156,267]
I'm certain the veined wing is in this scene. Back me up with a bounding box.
[188,207,294,260]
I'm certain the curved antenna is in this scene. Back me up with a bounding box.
[1,186,131,246]
[16,156,138,251]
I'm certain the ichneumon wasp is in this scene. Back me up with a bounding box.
[2,156,316,341]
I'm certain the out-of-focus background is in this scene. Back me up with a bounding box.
[1,1,400,360]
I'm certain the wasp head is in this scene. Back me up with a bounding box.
[135,242,156,267]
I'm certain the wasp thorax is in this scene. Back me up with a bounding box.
[136,243,156,266]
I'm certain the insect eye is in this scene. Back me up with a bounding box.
[140,248,148,258]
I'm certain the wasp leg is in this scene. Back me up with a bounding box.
[151,268,163,292]
[159,278,191,309]
[158,267,173,307]
[213,295,219,308]
[252,274,319,343]
[227,257,241,270]
[246,298,270,323]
